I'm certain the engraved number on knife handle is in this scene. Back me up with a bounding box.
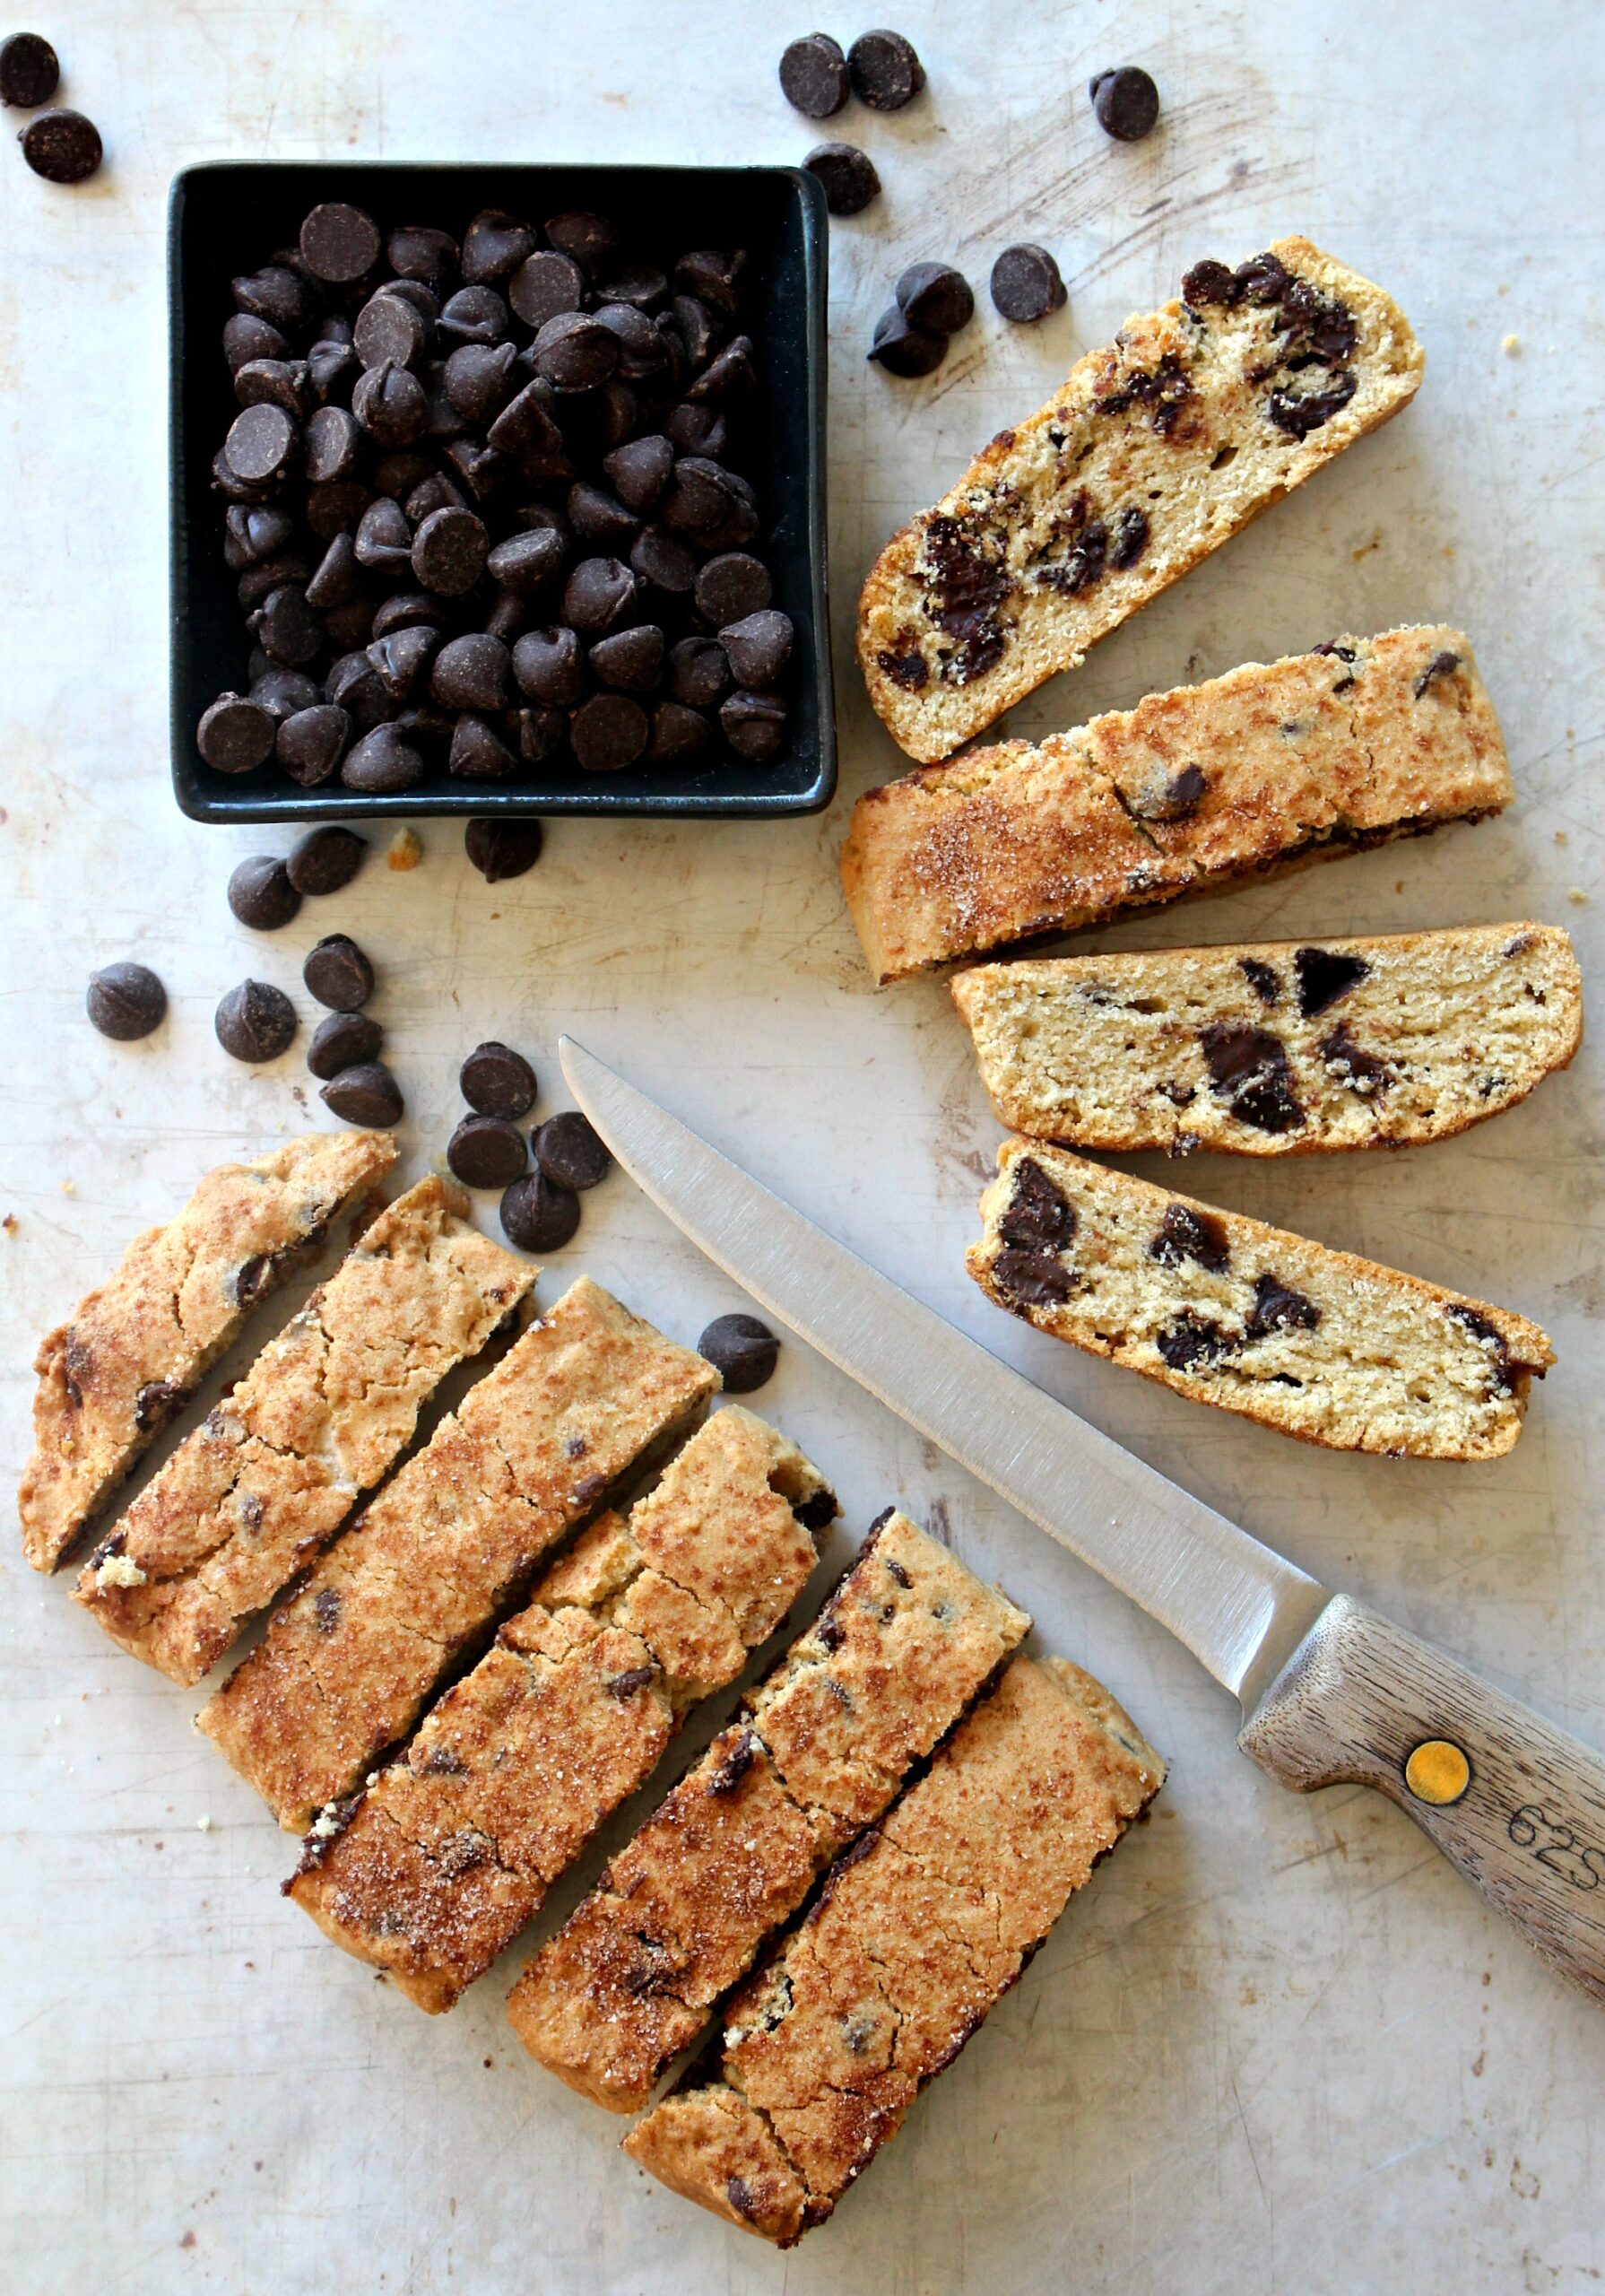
[1239,1596,1605,2005]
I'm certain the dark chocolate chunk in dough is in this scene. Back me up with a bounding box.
[1157,1312,1232,1371]
[1243,1272,1322,1339]
[1150,1202,1230,1274]
[998,1158,1078,1255]
[991,1248,1075,1311]
[1294,946,1370,1017]
[1199,1023,1303,1134]
[1317,1022,1396,1097]
[1238,959,1282,1007]
[1413,648,1462,699]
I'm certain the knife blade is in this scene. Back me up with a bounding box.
[560,1036,1605,2004]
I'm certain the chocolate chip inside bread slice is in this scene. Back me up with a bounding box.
[968,1140,1552,1459]
[952,923,1582,1155]
[858,234,1424,762]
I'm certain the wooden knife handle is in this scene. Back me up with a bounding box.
[1239,1595,1605,2005]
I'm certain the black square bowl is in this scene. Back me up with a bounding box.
[169,161,833,822]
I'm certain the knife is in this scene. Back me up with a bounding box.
[560,1036,1605,2004]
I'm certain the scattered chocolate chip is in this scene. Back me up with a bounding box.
[803,141,881,217]
[460,1039,537,1120]
[20,106,101,182]
[0,32,59,108]
[1244,1272,1321,1339]
[321,1061,403,1126]
[991,1247,1075,1310]
[779,31,850,116]
[1089,65,1160,141]
[1128,761,1205,822]
[342,723,425,793]
[848,28,924,109]
[1294,947,1370,1017]
[868,305,946,378]
[464,817,542,882]
[1317,1022,1395,1098]
[1199,1023,1303,1134]
[499,1170,579,1252]
[299,202,381,284]
[534,1111,611,1192]
[287,824,366,895]
[307,1009,382,1080]
[990,244,1066,324]
[1150,1202,1230,1274]
[1156,1311,1231,1370]
[448,1115,527,1189]
[1239,958,1282,1006]
[876,642,928,691]
[896,262,974,336]
[698,1312,779,1393]
[215,979,296,1064]
[1413,648,1462,700]
[227,856,301,931]
[1267,371,1357,437]
[197,692,276,775]
[571,691,648,771]
[1109,505,1150,570]
[302,934,374,1013]
[998,1159,1077,1254]
[86,962,166,1042]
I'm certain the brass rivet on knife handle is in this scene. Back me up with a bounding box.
[1241,1596,1605,2005]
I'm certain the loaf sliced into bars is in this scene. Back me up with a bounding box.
[506,1510,1028,2112]
[19,1130,396,1572]
[625,1654,1163,2245]
[841,626,1512,982]
[858,235,1424,762]
[72,1179,533,1684]
[199,1277,719,1829]
[968,1139,1553,1459]
[283,1407,837,2012]
[952,923,1582,1155]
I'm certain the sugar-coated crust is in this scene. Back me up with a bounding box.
[952,923,1583,1154]
[842,625,1512,982]
[624,1654,1164,2245]
[281,1407,836,2011]
[198,1278,720,1827]
[18,1131,396,1572]
[858,236,1425,762]
[71,1179,532,1684]
[969,1139,1554,1459]
[506,1512,1029,2112]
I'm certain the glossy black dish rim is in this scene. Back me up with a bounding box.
[168,159,834,824]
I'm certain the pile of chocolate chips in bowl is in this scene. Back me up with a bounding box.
[199,200,795,792]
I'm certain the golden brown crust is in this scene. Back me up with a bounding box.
[18,1131,396,1572]
[842,627,1512,982]
[857,236,1425,762]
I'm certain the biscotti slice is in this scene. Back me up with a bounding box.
[72,1179,532,1685]
[282,1408,838,2011]
[858,236,1424,762]
[969,1139,1553,1459]
[952,923,1583,1155]
[19,1130,396,1573]
[625,1654,1164,2244]
[507,1511,1028,2112]
[842,626,1511,982]
[198,1277,720,1829]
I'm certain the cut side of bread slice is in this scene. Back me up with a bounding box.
[841,626,1512,982]
[952,924,1582,1155]
[967,1139,1552,1459]
[858,236,1424,762]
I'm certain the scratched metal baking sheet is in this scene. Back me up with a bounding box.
[2,3,1601,2290]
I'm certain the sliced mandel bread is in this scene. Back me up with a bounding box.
[951,924,1582,1155]
[968,1139,1553,1459]
[858,236,1424,763]
[841,627,1510,982]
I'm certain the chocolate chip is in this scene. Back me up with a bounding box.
[352,359,428,448]
[564,556,638,633]
[1317,1022,1395,1098]
[448,1115,527,1189]
[848,28,925,109]
[1156,1312,1231,1370]
[706,1728,758,1795]
[779,31,850,116]
[302,934,374,1013]
[1199,1023,1303,1134]
[666,635,730,709]
[546,210,621,275]
[430,632,509,712]
[487,526,566,596]
[568,480,639,549]
[803,141,881,217]
[499,1170,580,1252]
[1413,648,1462,700]
[1150,1202,1230,1274]
[222,314,291,375]
[601,433,672,516]
[215,979,296,1064]
[437,285,511,347]
[197,693,276,775]
[665,401,725,458]
[233,357,311,419]
[0,32,58,107]
[1267,372,1356,437]
[460,1040,537,1120]
[1089,65,1160,141]
[1239,958,1281,1006]
[252,582,321,667]
[224,403,299,485]
[590,623,664,693]
[308,1009,382,1080]
[388,224,458,292]
[464,818,542,882]
[513,625,586,705]
[354,496,412,570]
[368,624,438,700]
[698,1312,778,1392]
[990,245,1066,323]
[1243,1272,1322,1340]
[605,1665,657,1705]
[630,525,698,597]
[571,691,648,771]
[447,714,515,778]
[868,305,946,378]
[718,609,792,689]
[1293,947,1370,1017]
[1181,259,1237,309]
[287,824,366,895]
[991,1248,1075,1309]
[299,202,380,284]
[232,264,316,334]
[687,557,766,633]
[646,700,712,767]
[1109,506,1150,570]
[896,262,975,336]
[342,724,425,793]
[534,310,620,392]
[876,642,928,691]
[86,962,166,1041]
[461,207,536,285]
[228,856,301,931]
[20,107,101,182]
[998,1159,1078,1254]
[719,689,786,761]
[534,1111,611,1192]
[1129,761,1205,822]
[687,335,757,404]
[321,1061,403,1126]
[351,291,428,375]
